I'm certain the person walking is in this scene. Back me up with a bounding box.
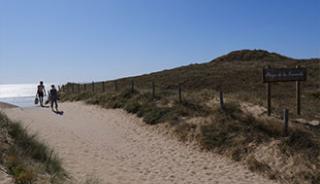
[36,81,46,107]
[49,85,59,112]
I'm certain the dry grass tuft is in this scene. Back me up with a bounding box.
[0,112,67,183]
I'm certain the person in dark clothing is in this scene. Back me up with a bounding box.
[49,85,59,111]
[37,81,46,107]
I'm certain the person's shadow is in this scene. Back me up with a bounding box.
[53,110,64,115]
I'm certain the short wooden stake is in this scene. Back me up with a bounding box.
[92,81,95,92]
[178,84,182,103]
[283,109,289,137]
[296,65,301,115]
[102,82,105,92]
[114,81,118,91]
[152,81,155,99]
[131,80,134,93]
[219,91,224,111]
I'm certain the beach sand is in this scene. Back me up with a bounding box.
[3,102,278,184]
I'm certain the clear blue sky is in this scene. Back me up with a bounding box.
[0,0,319,84]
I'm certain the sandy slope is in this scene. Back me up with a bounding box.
[3,102,277,184]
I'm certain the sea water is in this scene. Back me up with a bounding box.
[0,84,51,107]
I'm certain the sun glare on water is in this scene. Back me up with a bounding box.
[0,84,38,98]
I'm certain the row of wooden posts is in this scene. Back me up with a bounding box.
[61,80,187,104]
[61,80,291,137]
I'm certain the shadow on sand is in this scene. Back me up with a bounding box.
[53,110,64,115]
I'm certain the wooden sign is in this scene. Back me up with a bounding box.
[263,68,307,82]
[263,66,307,116]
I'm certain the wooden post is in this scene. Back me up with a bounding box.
[296,65,301,115]
[219,91,224,111]
[131,80,134,93]
[283,109,289,137]
[77,84,80,93]
[84,84,87,91]
[267,82,271,116]
[102,82,105,93]
[266,66,271,116]
[72,84,75,94]
[152,81,155,99]
[178,84,182,103]
[92,81,95,92]
[114,81,118,91]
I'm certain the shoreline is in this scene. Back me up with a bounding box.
[0,96,35,108]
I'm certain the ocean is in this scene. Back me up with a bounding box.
[0,84,51,107]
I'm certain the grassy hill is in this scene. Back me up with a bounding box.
[66,49,320,119]
[62,49,320,184]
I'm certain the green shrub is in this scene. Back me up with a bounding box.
[143,107,171,124]
[124,101,142,114]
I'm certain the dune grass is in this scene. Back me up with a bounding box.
[60,50,320,183]
[62,50,320,120]
[61,88,320,183]
[0,112,67,184]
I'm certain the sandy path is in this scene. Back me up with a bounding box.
[3,102,277,184]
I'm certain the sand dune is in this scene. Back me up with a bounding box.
[0,102,17,109]
[0,102,15,184]
[3,102,278,184]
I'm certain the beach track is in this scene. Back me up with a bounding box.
[3,102,277,184]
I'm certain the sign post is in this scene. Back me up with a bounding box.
[267,81,271,116]
[296,66,301,115]
[263,66,306,116]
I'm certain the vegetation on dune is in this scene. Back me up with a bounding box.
[61,49,320,184]
[64,49,319,120]
[0,112,67,184]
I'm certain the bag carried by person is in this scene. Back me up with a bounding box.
[34,97,39,104]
